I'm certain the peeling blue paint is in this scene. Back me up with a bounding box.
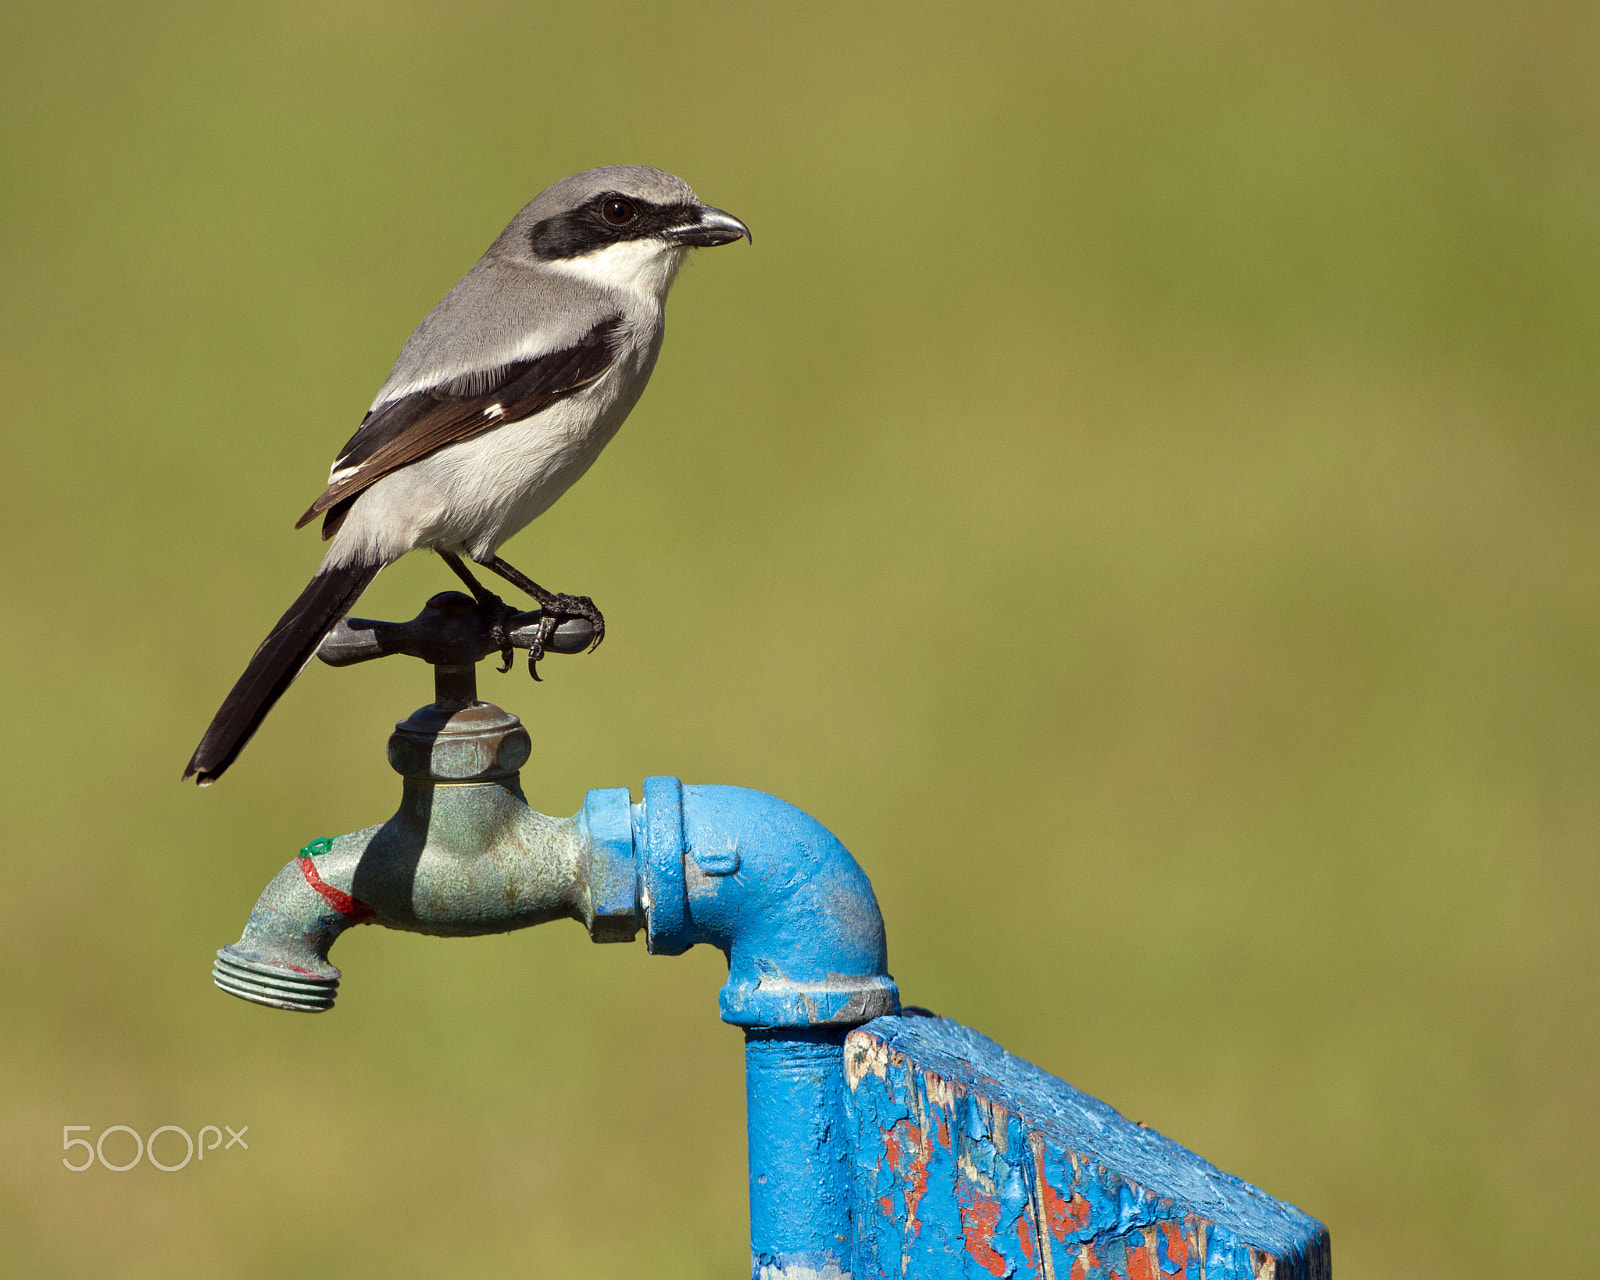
[843,1014,1330,1280]
[618,781,1328,1279]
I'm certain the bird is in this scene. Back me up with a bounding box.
[184,164,750,785]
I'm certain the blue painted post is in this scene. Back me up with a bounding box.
[745,1028,853,1278]
[844,1015,1331,1279]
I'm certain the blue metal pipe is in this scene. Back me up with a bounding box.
[618,777,899,1027]
[583,776,899,1277]
[745,1028,853,1280]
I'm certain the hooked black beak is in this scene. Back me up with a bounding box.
[663,205,752,247]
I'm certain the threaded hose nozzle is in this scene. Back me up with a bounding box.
[213,947,339,1012]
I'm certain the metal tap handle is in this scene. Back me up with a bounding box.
[316,591,597,669]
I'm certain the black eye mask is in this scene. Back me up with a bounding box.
[528,193,704,260]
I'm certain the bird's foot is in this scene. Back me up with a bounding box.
[477,595,516,673]
[538,593,605,652]
[521,596,604,682]
[476,558,605,675]
[439,550,517,672]
[526,616,551,682]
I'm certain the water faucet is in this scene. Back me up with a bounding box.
[212,590,615,1010]
[214,588,898,1033]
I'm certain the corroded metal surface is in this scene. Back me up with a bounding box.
[212,696,627,1011]
[844,1015,1330,1280]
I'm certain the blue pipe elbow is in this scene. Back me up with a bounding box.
[582,777,899,1028]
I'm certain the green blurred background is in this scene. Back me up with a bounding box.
[3,2,1596,1275]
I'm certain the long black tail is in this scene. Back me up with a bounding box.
[184,560,381,785]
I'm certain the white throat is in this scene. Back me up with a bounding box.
[542,240,688,304]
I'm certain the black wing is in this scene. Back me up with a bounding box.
[296,315,624,536]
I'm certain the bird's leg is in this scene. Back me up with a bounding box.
[479,556,605,679]
[438,551,515,673]
[481,556,606,646]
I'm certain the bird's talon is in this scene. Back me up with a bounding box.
[488,624,512,673]
[479,595,517,675]
[478,558,605,661]
[526,612,560,681]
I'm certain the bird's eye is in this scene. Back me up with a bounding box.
[601,198,637,226]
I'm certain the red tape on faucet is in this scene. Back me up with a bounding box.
[297,857,375,921]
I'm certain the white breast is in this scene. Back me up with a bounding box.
[325,314,666,567]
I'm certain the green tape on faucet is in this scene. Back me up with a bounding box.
[299,838,334,858]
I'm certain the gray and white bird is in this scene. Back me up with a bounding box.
[185,165,749,785]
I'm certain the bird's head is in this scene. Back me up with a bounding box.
[501,165,750,302]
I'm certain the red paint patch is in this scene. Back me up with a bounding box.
[1039,1176,1091,1241]
[1127,1238,1157,1280]
[1069,1243,1099,1280]
[878,1195,894,1218]
[883,1121,907,1168]
[937,1117,951,1148]
[955,1177,1008,1277]
[881,1118,932,1235]
[1160,1222,1190,1270]
[298,857,375,920]
[1016,1207,1037,1268]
